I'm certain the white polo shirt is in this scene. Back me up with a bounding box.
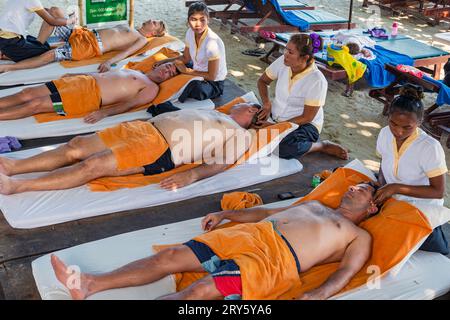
[376,126,448,205]
[265,56,328,132]
[0,0,44,37]
[185,27,227,81]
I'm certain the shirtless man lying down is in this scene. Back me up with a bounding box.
[0,62,178,122]
[0,7,166,73]
[49,183,378,300]
[0,104,258,194]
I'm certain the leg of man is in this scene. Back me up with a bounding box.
[50,245,204,300]
[37,7,66,44]
[0,149,144,194]
[0,85,51,109]
[0,95,55,120]
[158,276,223,300]
[0,49,56,73]
[0,36,50,63]
[0,134,107,176]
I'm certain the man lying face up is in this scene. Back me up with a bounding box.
[0,62,178,122]
[0,9,167,74]
[50,183,378,300]
[0,103,260,195]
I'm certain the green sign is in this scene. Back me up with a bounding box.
[85,0,128,25]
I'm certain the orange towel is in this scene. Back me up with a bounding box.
[154,168,432,299]
[97,121,168,171]
[196,221,302,300]
[124,47,181,74]
[68,27,102,61]
[36,75,101,121]
[60,34,180,68]
[221,192,263,210]
[293,167,373,208]
[88,103,294,191]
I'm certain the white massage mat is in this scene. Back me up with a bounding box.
[0,39,184,86]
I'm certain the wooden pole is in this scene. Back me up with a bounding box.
[348,0,354,30]
[129,0,135,27]
[78,0,84,26]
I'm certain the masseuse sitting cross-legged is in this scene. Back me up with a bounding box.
[257,33,348,160]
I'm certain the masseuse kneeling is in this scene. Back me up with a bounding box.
[375,84,448,255]
[256,33,348,160]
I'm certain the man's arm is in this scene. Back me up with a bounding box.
[159,162,227,191]
[201,205,291,231]
[300,229,372,300]
[98,36,148,72]
[84,84,158,123]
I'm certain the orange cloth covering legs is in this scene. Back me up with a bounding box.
[51,75,101,117]
[192,221,301,300]
[88,97,294,192]
[68,27,102,61]
[154,168,432,299]
[221,192,263,210]
[98,121,169,171]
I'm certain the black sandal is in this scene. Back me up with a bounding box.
[242,48,267,57]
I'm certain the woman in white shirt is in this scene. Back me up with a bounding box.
[256,33,348,160]
[0,0,75,62]
[375,84,448,254]
[174,2,227,102]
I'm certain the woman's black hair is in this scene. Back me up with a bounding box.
[188,1,210,19]
[388,83,425,122]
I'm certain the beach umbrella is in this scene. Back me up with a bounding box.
[348,0,354,30]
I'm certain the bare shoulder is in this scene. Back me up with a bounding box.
[353,225,372,243]
[293,200,332,214]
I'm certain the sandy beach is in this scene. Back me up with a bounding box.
[2,0,450,205]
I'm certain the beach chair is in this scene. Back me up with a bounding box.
[189,1,354,35]
[362,1,450,26]
[269,31,450,78]
[369,63,450,148]
[260,31,450,88]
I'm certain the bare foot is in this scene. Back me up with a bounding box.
[0,51,8,60]
[50,254,93,300]
[0,157,15,176]
[0,173,14,195]
[0,64,12,73]
[321,140,349,160]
